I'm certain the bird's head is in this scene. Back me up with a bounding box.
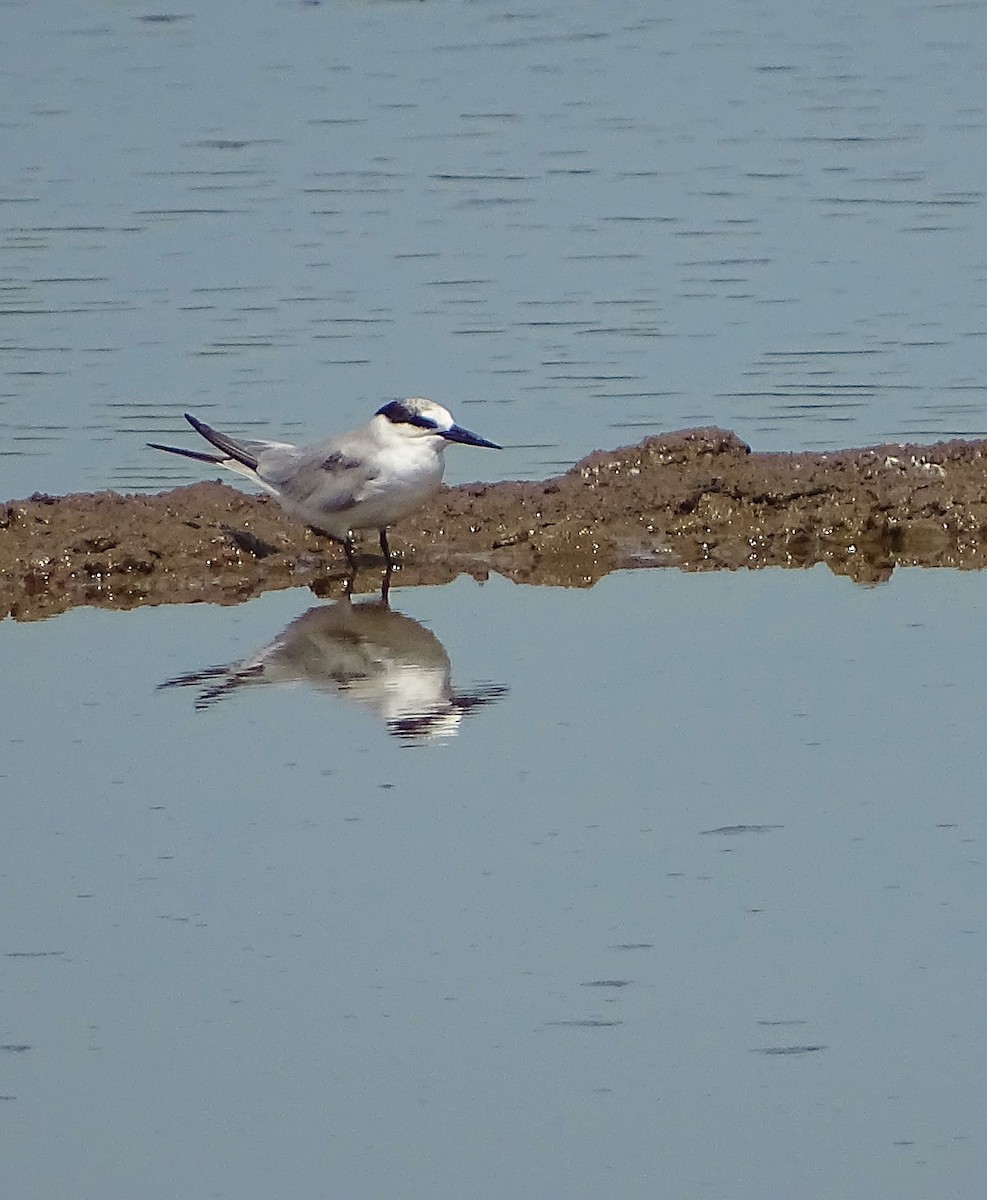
[375,398,501,450]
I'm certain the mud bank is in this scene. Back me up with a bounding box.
[4,427,987,620]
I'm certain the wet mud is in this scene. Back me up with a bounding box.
[4,427,987,620]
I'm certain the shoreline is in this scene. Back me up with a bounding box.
[4,427,987,620]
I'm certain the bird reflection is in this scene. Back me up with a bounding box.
[159,597,507,743]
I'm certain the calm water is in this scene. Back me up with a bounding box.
[4,3,987,1197]
[2,0,986,500]
[3,567,987,1199]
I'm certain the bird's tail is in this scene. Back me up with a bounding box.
[149,412,261,475]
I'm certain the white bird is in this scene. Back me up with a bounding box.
[149,398,501,567]
[158,597,508,741]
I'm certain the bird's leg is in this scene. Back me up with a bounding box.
[308,524,357,573]
[379,527,395,564]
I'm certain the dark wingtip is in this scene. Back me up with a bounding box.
[148,440,226,465]
[177,413,259,470]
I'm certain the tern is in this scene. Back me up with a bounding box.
[149,398,501,567]
[159,597,507,740]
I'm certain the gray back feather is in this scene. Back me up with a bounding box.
[257,436,379,514]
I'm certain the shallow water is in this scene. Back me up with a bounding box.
[3,567,987,1199]
[2,0,987,499]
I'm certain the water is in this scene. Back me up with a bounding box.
[3,568,987,1199]
[2,0,986,500]
[4,3,987,1196]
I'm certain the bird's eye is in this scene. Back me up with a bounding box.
[376,401,438,430]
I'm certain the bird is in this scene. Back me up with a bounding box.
[149,397,501,568]
[158,596,508,741]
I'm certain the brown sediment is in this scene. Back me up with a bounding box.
[3,427,987,620]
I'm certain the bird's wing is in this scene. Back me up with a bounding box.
[256,437,381,513]
[235,437,297,455]
[150,417,299,495]
[183,413,296,470]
